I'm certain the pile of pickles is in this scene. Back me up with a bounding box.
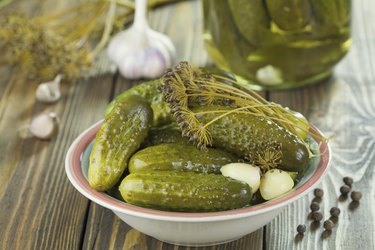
[203,0,351,89]
[87,78,318,212]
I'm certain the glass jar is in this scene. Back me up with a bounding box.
[203,0,351,90]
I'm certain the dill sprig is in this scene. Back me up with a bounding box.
[0,14,92,80]
[161,62,327,170]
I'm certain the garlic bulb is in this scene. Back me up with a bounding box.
[107,0,176,79]
[35,74,62,103]
[29,112,59,140]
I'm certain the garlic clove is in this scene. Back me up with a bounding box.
[36,74,62,103]
[29,112,59,140]
[259,169,294,200]
[220,163,261,194]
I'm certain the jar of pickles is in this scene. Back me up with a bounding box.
[203,0,351,90]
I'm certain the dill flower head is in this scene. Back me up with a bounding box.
[0,14,92,81]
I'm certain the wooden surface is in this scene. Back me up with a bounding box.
[0,0,374,249]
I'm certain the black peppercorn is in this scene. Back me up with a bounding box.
[343,177,353,186]
[311,211,323,222]
[310,202,320,212]
[330,207,341,217]
[351,191,362,202]
[313,188,324,198]
[297,224,306,234]
[323,219,335,230]
[340,185,351,195]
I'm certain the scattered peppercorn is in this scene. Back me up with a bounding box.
[340,185,351,195]
[343,177,353,186]
[310,202,320,212]
[314,188,324,198]
[323,219,335,230]
[351,191,362,202]
[330,207,341,217]
[297,224,306,234]
[311,211,323,222]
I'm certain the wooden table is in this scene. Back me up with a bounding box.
[1,0,374,249]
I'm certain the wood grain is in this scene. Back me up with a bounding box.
[1,0,374,249]
[265,0,375,249]
[0,2,115,249]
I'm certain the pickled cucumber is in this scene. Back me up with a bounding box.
[228,0,277,45]
[265,0,311,31]
[119,171,252,211]
[89,95,153,191]
[141,128,190,147]
[193,105,309,172]
[204,0,259,76]
[311,0,351,27]
[129,143,239,174]
[105,80,172,127]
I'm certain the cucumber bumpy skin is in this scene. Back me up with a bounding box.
[119,171,252,212]
[192,105,309,173]
[89,95,153,191]
[129,143,239,174]
[105,79,172,127]
[141,128,190,147]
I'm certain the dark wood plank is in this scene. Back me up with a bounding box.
[265,0,375,249]
[0,72,114,249]
[82,1,264,249]
[0,1,116,249]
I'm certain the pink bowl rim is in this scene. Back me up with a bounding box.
[65,120,331,222]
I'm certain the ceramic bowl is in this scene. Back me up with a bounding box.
[65,120,331,247]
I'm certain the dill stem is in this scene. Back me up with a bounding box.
[212,75,269,104]
[92,0,117,57]
[66,1,107,42]
[193,79,251,100]
[33,2,97,23]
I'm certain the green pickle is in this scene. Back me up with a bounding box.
[265,0,311,31]
[129,143,239,174]
[193,105,309,173]
[203,0,351,90]
[119,171,252,212]
[141,128,190,147]
[89,95,153,191]
[228,0,274,45]
[311,0,350,27]
[105,80,172,127]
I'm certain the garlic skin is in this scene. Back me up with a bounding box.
[35,74,62,103]
[29,112,59,140]
[107,0,176,79]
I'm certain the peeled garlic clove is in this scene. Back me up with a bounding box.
[260,169,294,200]
[220,163,261,194]
[29,112,59,140]
[36,75,62,103]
